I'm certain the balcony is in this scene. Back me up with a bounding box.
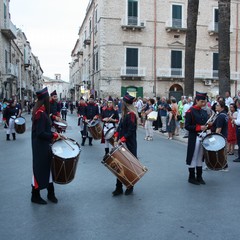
[1,19,17,39]
[165,18,187,32]
[157,68,240,81]
[4,63,18,78]
[208,23,218,35]
[120,66,146,79]
[121,17,146,30]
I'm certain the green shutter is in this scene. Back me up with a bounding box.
[137,87,143,98]
[121,87,127,97]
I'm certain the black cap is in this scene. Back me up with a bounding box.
[36,87,49,100]
[195,91,207,101]
[123,92,135,104]
[50,90,57,97]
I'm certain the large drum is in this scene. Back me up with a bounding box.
[202,133,227,170]
[51,138,81,184]
[14,117,26,134]
[53,121,67,133]
[102,144,148,189]
[88,120,102,140]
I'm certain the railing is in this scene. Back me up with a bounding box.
[121,66,146,77]
[121,17,146,27]
[157,68,240,80]
[7,63,18,77]
[3,19,17,37]
[165,18,187,29]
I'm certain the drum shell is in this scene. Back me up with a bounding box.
[14,117,26,134]
[202,133,227,170]
[51,139,81,184]
[88,121,102,140]
[102,145,148,188]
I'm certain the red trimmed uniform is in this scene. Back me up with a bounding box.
[31,105,58,189]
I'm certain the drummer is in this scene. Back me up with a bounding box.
[2,98,21,141]
[112,92,138,196]
[49,90,61,123]
[31,87,62,205]
[85,94,99,146]
[185,92,209,185]
[101,96,119,156]
[77,97,87,146]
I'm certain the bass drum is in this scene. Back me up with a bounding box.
[14,117,26,134]
[104,126,115,147]
[51,138,81,184]
[202,133,227,170]
[88,120,102,140]
[102,144,148,189]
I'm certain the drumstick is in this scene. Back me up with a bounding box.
[62,139,75,150]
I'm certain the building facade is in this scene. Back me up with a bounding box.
[0,0,43,104]
[69,0,240,100]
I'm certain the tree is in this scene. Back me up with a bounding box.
[218,0,231,96]
[184,0,199,97]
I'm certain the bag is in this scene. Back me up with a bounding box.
[177,115,182,121]
[147,111,158,121]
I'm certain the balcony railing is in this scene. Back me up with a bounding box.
[121,66,146,77]
[157,68,240,80]
[6,63,18,78]
[1,19,17,39]
[121,17,146,29]
[165,18,187,31]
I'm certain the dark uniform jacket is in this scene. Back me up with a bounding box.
[85,102,99,120]
[49,99,60,122]
[32,106,56,189]
[101,106,119,127]
[185,105,208,165]
[3,105,19,125]
[116,111,137,157]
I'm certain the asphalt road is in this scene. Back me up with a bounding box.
[0,111,240,240]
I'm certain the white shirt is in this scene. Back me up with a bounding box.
[225,97,234,107]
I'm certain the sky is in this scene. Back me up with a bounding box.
[10,0,89,82]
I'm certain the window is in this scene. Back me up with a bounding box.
[128,0,138,25]
[89,18,92,37]
[171,50,182,76]
[126,48,138,74]
[213,53,218,78]
[214,8,219,32]
[172,4,182,28]
[4,3,7,19]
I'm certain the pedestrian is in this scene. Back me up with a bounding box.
[144,98,155,141]
[61,100,68,121]
[77,97,87,146]
[227,103,237,155]
[233,99,240,162]
[166,106,176,140]
[185,92,209,185]
[158,97,168,133]
[31,87,61,205]
[112,92,138,196]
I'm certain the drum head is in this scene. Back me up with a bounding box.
[88,120,99,127]
[15,117,25,125]
[52,139,80,159]
[54,121,67,127]
[104,127,115,139]
[202,133,226,151]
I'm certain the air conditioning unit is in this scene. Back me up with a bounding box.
[204,79,212,86]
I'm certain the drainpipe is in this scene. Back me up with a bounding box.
[92,1,95,98]
[153,0,157,96]
[235,3,239,96]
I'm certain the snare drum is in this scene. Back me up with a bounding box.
[104,126,115,147]
[102,144,148,189]
[14,117,26,134]
[88,120,102,140]
[202,133,227,170]
[51,138,81,184]
[53,121,67,133]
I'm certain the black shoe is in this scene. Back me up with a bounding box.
[112,188,123,196]
[31,187,47,205]
[233,158,240,162]
[47,194,58,203]
[197,178,206,185]
[89,143,93,146]
[188,178,200,185]
[125,187,134,195]
[81,142,85,146]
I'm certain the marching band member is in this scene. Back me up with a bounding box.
[31,87,61,205]
[3,98,21,141]
[77,97,87,146]
[101,96,119,155]
[185,92,209,185]
[85,95,99,146]
[49,90,61,123]
[112,92,138,196]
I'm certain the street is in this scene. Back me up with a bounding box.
[0,112,240,240]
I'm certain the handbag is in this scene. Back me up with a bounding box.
[177,114,182,121]
[147,111,158,121]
